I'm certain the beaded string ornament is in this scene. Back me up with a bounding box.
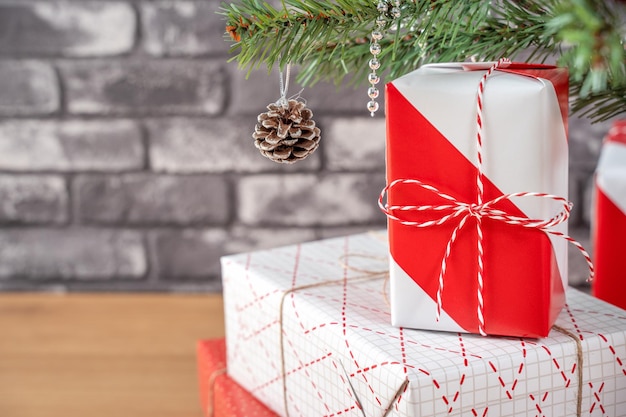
[368,0,401,116]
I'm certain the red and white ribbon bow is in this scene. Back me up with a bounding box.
[379,59,594,336]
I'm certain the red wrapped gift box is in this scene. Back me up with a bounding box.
[197,338,277,417]
[593,120,626,310]
[384,62,572,337]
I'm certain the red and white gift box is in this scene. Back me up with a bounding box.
[384,62,572,337]
[593,120,626,310]
[222,232,625,417]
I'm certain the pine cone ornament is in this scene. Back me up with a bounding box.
[253,99,321,164]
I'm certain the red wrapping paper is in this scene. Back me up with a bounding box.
[197,338,277,417]
[593,120,626,310]
[385,63,570,337]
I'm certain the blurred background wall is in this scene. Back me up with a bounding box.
[0,0,611,292]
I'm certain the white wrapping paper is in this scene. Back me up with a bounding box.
[222,232,626,417]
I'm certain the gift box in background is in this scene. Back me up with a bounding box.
[222,232,626,417]
[593,120,626,310]
[384,62,571,337]
[197,338,277,417]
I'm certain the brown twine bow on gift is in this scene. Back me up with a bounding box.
[552,324,584,417]
[277,252,408,417]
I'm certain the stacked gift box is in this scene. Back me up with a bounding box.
[218,232,626,417]
[197,63,626,416]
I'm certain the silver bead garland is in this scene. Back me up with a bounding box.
[368,0,400,116]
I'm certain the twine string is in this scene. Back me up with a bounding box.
[472,59,505,335]
[342,366,409,417]
[381,379,410,417]
[552,324,584,417]
[338,360,368,417]
[278,263,399,417]
[205,367,227,417]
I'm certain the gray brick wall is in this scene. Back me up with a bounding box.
[0,0,609,292]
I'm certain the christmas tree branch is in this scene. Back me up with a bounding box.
[221,0,626,121]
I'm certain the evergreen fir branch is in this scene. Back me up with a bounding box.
[547,0,626,95]
[220,0,377,74]
[221,0,626,122]
[571,83,626,122]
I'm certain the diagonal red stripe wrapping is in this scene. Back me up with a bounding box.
[385,80,566,337]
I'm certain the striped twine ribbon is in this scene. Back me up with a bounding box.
[379,58,594,336]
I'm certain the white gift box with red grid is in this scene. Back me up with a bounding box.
[222,232,626,417]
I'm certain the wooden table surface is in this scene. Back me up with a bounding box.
[0,293,225,417]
